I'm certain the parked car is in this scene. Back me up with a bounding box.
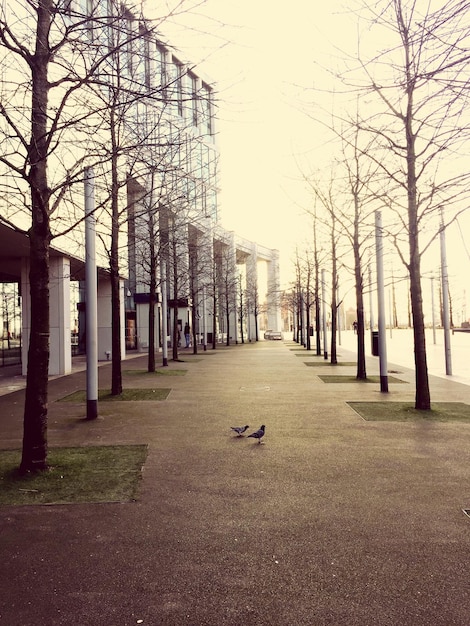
[264,330,282,340]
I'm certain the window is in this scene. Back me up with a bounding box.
[86,0,94,39]
[188,71,198,127]
[156,44,167,101]
[172,57,184,117]
[201,82,213,136]
[143,31,151,91]
[57,0,73,16]
[125,12,135,76]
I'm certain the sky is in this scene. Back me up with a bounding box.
[152,0,350,287]
[149,0,470,319]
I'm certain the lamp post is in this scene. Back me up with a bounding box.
[84,167,98,419]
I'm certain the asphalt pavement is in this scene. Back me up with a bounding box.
[0,340,469,625]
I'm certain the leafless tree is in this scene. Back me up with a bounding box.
[0,0,208,471]
[340,0,470,408]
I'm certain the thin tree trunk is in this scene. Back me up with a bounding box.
[21,0,53,473]
[354,234,367,379]
[404,44,430,409]
[110,134,122,395]
[148,235,156,372]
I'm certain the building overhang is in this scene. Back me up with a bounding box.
[0,222,112,283]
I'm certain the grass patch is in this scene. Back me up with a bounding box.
[0,445,147,505]
[124,369,187,376]
[60,388,171,402]
[348,401,470,422]
[289,348,315,352]
[318,375,407,384]
[305,361,356,367]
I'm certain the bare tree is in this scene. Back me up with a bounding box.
[0,0,208,471]
[0,1,119,471]
[341,0,470,408]
[305,173,347,364]
[215,238,238,346]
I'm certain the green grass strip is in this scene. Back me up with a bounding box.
[305,361,356,367]
[348,401,470,422]
[60,388,170,402]
[0,445,148,505]
[124,369,187,376]
[318,375,407,384]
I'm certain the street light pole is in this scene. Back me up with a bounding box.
[84,167,98,420]
[375,211,388,393]
[440,212,452,375]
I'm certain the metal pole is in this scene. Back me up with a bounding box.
[161,260,168,366]
[321,269,328,360]
[375,211,388,392]
[440,213,452,375]
[368,263,375,331]
[85,167,98,419]
[431,276,436,345]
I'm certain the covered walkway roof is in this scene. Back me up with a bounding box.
[0,223,110,283]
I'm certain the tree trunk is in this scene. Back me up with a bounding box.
[404,52,430,410]
[21,230,50,473]
[330,273,338,365]
[20,0,53,473]
[110,141,122,395]
[225,306,230,346]
[410,263,430,409]
[305,299,311,350]
[354,235,367,379]
[147,243,156,372]
[212,289,217,349]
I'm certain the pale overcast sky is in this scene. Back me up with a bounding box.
[149,0,470,315]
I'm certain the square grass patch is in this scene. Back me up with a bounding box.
[0,445,148,505]
[124,368,187,376]
[305,361,356,367]
[319,375,407,384]
[290,348,317,352]
[60,388,170,402]
[348,401,470,422]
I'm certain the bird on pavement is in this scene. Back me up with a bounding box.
[247,425,265,443]
[231,425,249,436]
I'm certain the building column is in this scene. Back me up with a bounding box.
[266,249,282,331]
[97,277,126,361]
[21,255,72,376]
[228,232,238,343]
[246,243,258,341]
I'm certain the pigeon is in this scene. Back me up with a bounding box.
[247,425,265,443]
[231,425,249,436]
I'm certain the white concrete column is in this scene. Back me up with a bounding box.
[266,249,282,331]
[97,277,126,361]
[246,243,259,341]
[21,255,71,376]
[199,216,214,346]
[228,231,238,344]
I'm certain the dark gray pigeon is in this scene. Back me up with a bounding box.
[231,425,249,436]
[247,425,265,443]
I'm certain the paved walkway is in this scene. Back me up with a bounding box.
[1,341,469,625]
